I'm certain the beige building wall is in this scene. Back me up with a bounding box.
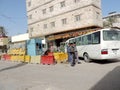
[0,37,8,46]
[103,13,120,28]
[26,0,103,38]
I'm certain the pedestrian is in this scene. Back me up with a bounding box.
[49,42,57,52]
[69,43,76,66]
[73,42,81,64]
[67,43,73,63]
[44,49,50,55]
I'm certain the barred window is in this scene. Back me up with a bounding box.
[28,14,32,19]
[61,18,67,25]
[30,27,33,32]
[50,22,55,27]
[28,1,31,7]
[44,24,47,29]
[49,6,54,12]
[60,1,65,8]
[74,0,80,3]
[75,14,81,21]
[42,9,46,14]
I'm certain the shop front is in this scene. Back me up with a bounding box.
[46,28,100,50]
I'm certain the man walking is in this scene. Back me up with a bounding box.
[73,42,81,64]
[67,43,72,63]
[69,43,76,66]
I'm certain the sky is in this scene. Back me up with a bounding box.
[0,0,27,36]
[0,0,120,36]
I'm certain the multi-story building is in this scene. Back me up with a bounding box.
[26,0,103,47]
[103,12,120,28]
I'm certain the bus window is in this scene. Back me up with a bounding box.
[82,34,92,45]
[92,31,100,44]
[103,30,120,41]
[87,34,92,44]
[76,37,81,46]
[69,39,75,43]
[82,36,88,45]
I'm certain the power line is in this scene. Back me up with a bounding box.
[0,13,27,24]
[0,14,16,24]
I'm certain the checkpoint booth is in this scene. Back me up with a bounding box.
[7,33,30,62]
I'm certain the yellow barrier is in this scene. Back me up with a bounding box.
[18,55,25,62]
[24,55,31,63]
[11,55,18,61]
[11,55,30,63]
[53,53,60,62]
[60,53,68,62]
[53,53,68,63]
[31,56,41,64]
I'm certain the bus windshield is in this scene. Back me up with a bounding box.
[103,30,120,41]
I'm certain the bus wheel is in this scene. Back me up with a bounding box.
[83,53,90,63]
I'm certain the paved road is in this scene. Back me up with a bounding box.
[0,59,120,90]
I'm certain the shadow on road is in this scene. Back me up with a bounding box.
[79,57,120,64]
[0,62,27,72]
[90,66,120,90]
[91,59,120,64]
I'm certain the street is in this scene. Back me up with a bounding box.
[0,59,120,90]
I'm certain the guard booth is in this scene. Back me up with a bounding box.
[26,38,42,56]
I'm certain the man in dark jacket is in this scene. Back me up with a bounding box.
[69,43,76,66]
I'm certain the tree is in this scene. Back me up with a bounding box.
[0,26,8,36]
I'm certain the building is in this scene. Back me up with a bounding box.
[26,0,103,47]
[10,33,43,56]
[103,12,120,28]
[9,33,30,55]
[0,26,8,54]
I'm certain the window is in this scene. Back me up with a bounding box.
[86,34,92,44]
[35,11,37,13]
[28,1,31,7]
[50,22,55,28]
[82,36,88,45]
[30,27,33,32]
[43,24,47,29]
[96,12,100,19]
[103,30,120,41]
[75,14,81,22]
[28,14,32,19]
[76,37,81,46]
[79,35,92,45]
[74,0,80,3]
[92,31,100,44]
[69,39,75,43]
[61,18,67,25]
[49,6,54,12]
[60,1,65,8]
[42,9,46,14]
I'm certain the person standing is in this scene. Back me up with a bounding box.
[67,43,72,63]
[69,43,76,66]
[49,42,57,52]
[73,42,81,64]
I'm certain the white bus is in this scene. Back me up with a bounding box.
[65,28,120,62]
